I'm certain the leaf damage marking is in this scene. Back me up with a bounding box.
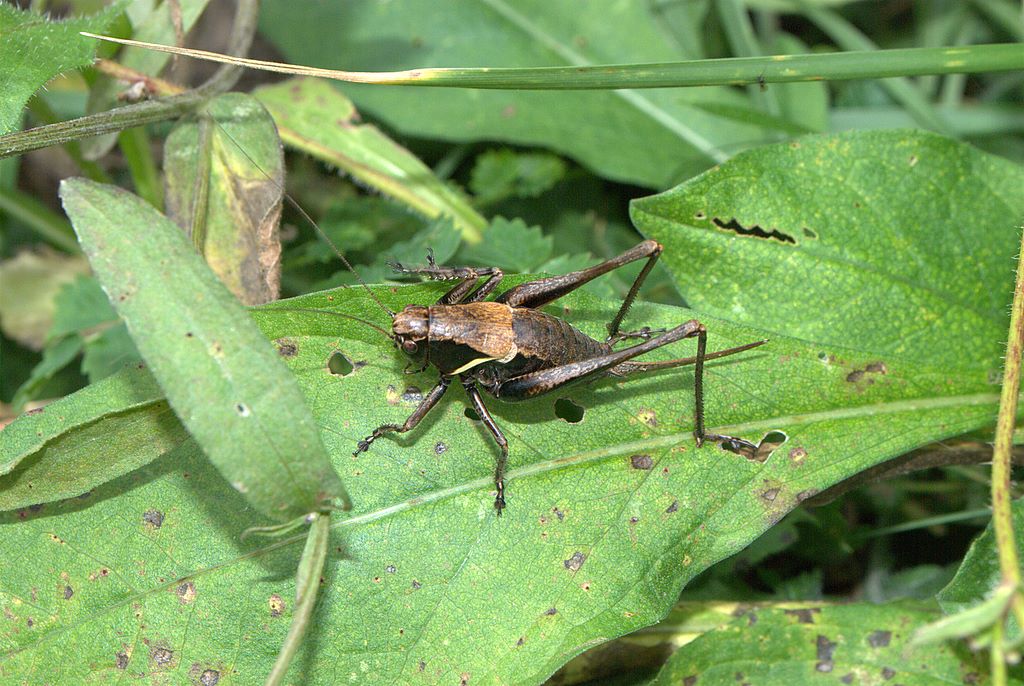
[711,217,796,244]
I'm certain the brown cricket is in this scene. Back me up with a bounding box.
[352,240,766,513]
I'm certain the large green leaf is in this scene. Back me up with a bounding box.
[0,278,1002,683]
[648,602,1003,685]
[59,179,344,521]
[258,1,773,189]
[631,130,1023,366]
[1,131,1013,683]
[0,3,122,135]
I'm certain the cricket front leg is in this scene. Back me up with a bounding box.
[461,376,510,514]
[354,377,451,455]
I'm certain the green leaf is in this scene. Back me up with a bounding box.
[254,77,486,242]
[631,130,1023,366]
[59,179,346,521]
[649,602,997,685]
[913,584,1015,646]
[0,3,122,135]
[937,500,1024,642]
[0,365,186,511]
[257,1,772,188]
[470,148,567,204]
[50,275,141,382]
[10,335,83,412]
[164,93,285,306]
[0,250,89,350]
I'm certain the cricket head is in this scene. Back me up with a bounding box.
[392,304,430,361]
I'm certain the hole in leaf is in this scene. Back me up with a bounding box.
[712,217,796,244]
[328,351,354,376]
[464,408,481,421]
[554,398,584,423]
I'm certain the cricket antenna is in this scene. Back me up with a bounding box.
[215,124,396,318]
[263,307,396,341]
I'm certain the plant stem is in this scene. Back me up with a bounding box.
[993,220,1024,636]
[264,512,330,686]
[0,0,260,161]
[79,37,1024,91]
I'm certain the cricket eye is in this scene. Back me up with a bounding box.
[402,340,419,355]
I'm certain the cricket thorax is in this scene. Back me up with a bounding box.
[425,302,519,375]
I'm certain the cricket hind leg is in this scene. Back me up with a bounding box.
[353,377,451,455]
[495,240,662,337]
[388,250,504,304]
[495,320,765,449]
[461,376,510,513]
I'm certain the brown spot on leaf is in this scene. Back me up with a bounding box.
[796,489,820,502]
[666,500,679,514]
[544,607,557,616]
[63,586,73,600]
[411,580,421,590]
[866,361,888,374]
[115,651,129,669]
[276,340,297,357]
[683,676,698,686]
[789,447,807,464]
[200,669,221,686]
[151,646,175,669]
[846,370,864,383]
[143,509,164,528]
[460,672,470,686]
[867,630,892,647]
[816,634,836,672]
[881,666,896,680]
[761,487,780,503]
[840,674,854,684]
[434,441,447,455]
[269,594,285,617]
[552,507,564,521]
[516,637,525,647]
[784,608,820,624]
[630,454,653,470]
[636,408,657,427]
[176,581,197,604]
[418,660,426,672]
[563,552,586,572]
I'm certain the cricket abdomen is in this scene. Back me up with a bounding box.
[470,309,610,395]
[511,309,608,365]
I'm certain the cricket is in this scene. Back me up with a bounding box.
[82,32,768,514]
[338,242,766,513]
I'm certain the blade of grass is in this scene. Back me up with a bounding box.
[80,34,1024,90]
[117,126,164,211]
[0,186,80,253]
